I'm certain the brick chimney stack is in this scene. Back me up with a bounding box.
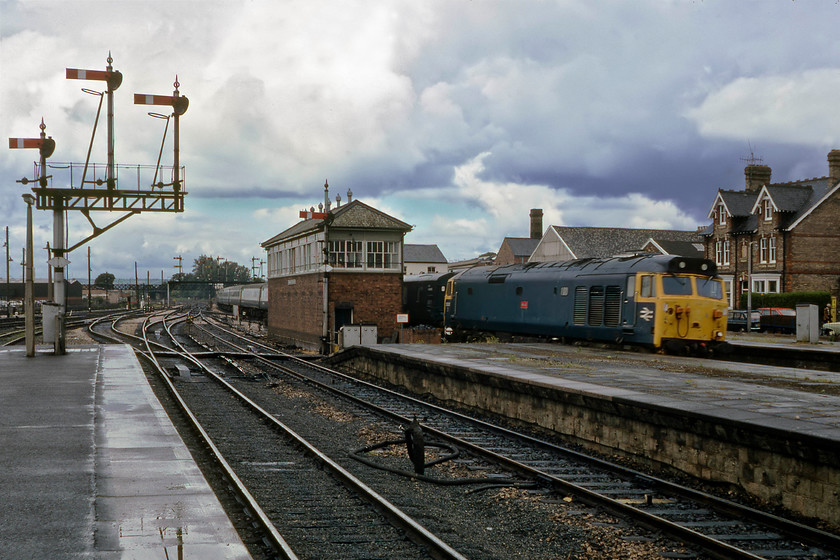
[529,208,543,239]
[744,164,771,193]
[828,150,840,184]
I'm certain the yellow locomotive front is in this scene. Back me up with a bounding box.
[636,271,729,354]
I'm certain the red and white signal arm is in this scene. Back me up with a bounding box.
[299,211,328,220]
[66,68,122,90]
[8,137,56,158]
[396,313,409,324]
[134,93,189,116]
[9,138,42,149]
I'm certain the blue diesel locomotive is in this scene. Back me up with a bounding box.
[440,254,730,354]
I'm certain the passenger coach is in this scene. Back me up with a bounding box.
[443,254,729,354]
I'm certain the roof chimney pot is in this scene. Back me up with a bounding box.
[529,208,543,239]
[744,164,771,193]
[828,150,840,184]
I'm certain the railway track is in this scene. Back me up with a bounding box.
[89,310,470,560]
[191,312,840,560]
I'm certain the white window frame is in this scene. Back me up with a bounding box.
[715,241,723,265]
[752,273,781,294]
[763,198,773,221]
[718,204,726,225]
[366,240,400,270]
[759,237,768,263]
[723,239,730,266]
[768,236,776,263]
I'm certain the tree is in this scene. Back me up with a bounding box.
[191,254,252,283]
[94,272,115,290]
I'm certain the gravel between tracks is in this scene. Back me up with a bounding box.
[203,356,682,559]
[72,324,689,559]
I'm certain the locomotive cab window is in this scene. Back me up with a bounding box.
[696,277,724,299]
[640,275,655,298]
[662,276,692,295]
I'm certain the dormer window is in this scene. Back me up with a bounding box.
[718,203,726,225]
[763,198,772,221]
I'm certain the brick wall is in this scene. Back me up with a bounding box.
[266,274,324,348]
[494,243,516,266]
[786,191,840,294]
[267,272,403,350]
[328,273,402,341]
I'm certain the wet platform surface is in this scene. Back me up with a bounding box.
[367,339,840,444]
[0,344,250,559]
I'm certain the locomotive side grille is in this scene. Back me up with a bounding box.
[604,286,622,327]
[588,286,605,326]
[573,286,588,325]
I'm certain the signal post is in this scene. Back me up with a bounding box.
[8,53,189,355]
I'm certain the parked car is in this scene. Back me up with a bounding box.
[727,310,761,332]
[756,307,796,333]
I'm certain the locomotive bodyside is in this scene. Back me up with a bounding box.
[403,272,455,327]
[443,255,728,353]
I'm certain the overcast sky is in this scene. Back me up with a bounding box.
[2,0,839,281]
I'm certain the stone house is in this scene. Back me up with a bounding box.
[704,151,840,307]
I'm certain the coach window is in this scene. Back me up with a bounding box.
[640,275,655,298]
[515,286,523,296]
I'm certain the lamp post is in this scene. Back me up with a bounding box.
[746,241,754,327]
[22,193,35,357]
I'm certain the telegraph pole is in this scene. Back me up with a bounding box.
[4,227,9,318]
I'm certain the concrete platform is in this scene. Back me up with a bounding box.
[0,344,251,559]
[330,342,840,528]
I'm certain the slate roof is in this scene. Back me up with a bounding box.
[261,199,412,247]
[502,237,540,259]
[645,239,705,258]
[707,176,837,234]
[404,244,447,264]
[549,226,701,259]
[717,190,757,217]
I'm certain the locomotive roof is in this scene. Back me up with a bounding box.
[455,254,717,281]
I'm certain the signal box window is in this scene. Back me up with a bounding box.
[367,241,400,270]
